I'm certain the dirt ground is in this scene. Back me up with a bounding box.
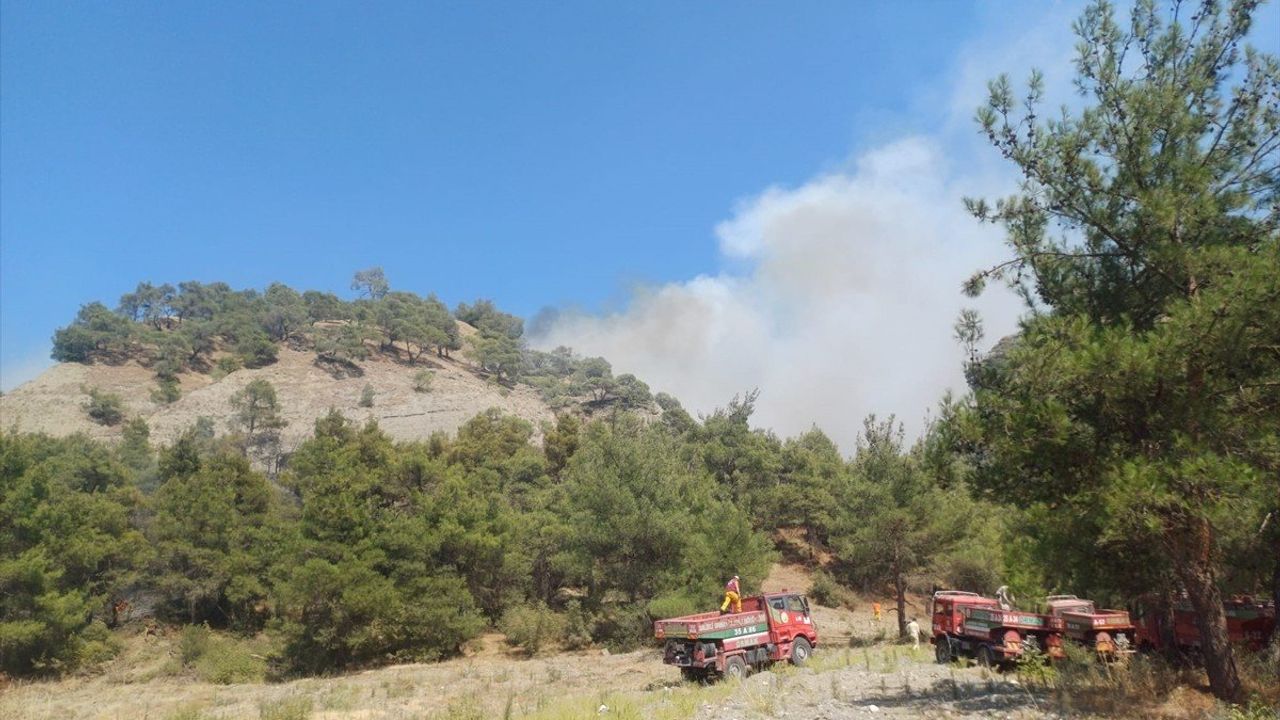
[0,565,1067,720]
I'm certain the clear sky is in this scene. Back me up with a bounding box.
[3,1,1276,448]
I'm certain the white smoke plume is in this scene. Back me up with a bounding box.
[528,2,1106,450]
[533,137,1023,448]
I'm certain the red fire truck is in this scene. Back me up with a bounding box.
[931,590,1064,667]
[654,592,819,681]
[1044,595,1136,657]
[1135,597,1276,653]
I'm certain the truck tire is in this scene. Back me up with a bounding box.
[724,655,748,680]
[977,645,996,669]
[935,637,951,664]
[790,637,812,666]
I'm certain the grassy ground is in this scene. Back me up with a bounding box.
[2,565,1273,720]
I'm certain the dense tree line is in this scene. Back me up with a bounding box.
[51,276,462,380]
[1,381,1011,678]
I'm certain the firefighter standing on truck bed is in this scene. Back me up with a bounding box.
[720,574,742,614]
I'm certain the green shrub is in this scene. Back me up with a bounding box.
[179,624,213,665]
[164,706,209,720]
[590,603,652,652]
[74,620,122,668]
[412,370,434,393]
[179,624,267,684]
[359,383,375,407]
[646,593,701,622]
[215,355,243,377]
[436,696,484,720]
[235,333,278,368]
[257,696,312,720]
[151,377,182,404]
[84,387,125,425]
[562,601,592,651]
[808,570,842,607]
[1224,700,1280,720]
[499,603,566,655]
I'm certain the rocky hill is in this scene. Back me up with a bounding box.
[0,325,560,449]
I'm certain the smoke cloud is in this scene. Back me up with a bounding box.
[533,136,1023,449]
[527,2,1103,451]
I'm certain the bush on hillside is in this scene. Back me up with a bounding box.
[412,370,434,393]
[499,603,566,655]
[808,569,842,608]
[151,377,181,404]
[84,387,125,425]
[178,624,267,684]
[214,355,243,377]
[234,332,278,368]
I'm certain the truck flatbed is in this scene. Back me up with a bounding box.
[654,610,768,641]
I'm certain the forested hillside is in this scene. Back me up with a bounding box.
[0,271,657,454]
[0,387,1003,678]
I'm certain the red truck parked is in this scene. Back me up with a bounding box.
[1135,597,1276,653]
[654,592,818,681]
[1044,595,1136,657]
[931,591,1064,667]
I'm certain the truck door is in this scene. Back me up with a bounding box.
[786,595,814,640]
[766,597,788,642]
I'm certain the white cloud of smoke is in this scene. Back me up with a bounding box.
[534,138,1022,448]
[532,4,1090,451]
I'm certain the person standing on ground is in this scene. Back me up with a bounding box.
[906,617,921,650]
[873,601,882,623]
[720,574,742,614]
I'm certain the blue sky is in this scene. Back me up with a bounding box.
[1,0,984,387]
[3,1,1276,447]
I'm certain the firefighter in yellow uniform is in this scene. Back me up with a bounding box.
[720,575,742,614]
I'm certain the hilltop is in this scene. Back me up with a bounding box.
[0,275,657,448]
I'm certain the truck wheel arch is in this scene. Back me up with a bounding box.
[790,636,812,666]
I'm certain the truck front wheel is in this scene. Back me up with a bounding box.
[724,655,748,680]
[935,637,951,664]
[790,637,812,666]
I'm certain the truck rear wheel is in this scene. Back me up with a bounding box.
[790,637,812,666]
[724,655,747,680]
[977,645,996,669]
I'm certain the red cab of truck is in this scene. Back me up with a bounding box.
[653,592,818,681]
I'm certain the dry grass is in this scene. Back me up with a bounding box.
[1028,644,1280,720]
[0,628,675,720]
